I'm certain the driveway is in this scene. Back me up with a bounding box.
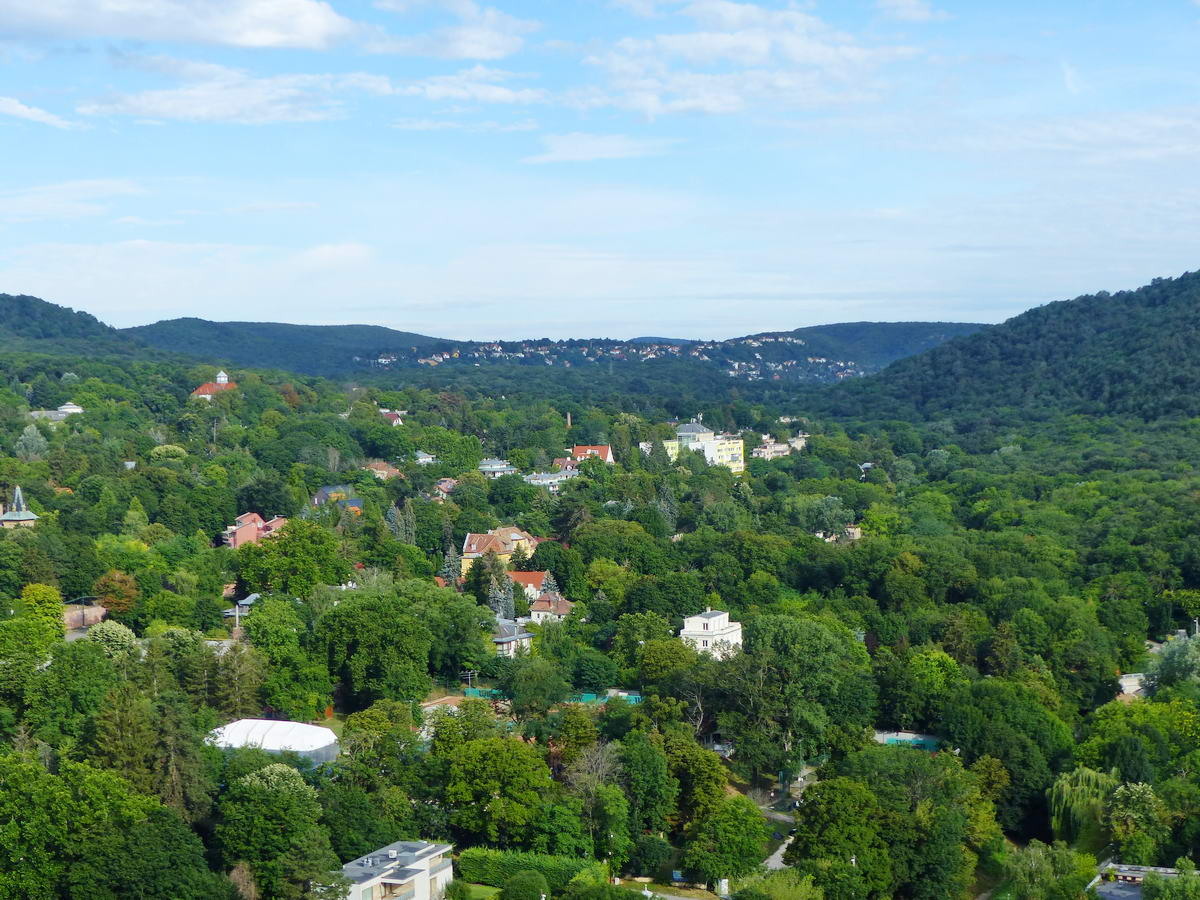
[764,838,792,871]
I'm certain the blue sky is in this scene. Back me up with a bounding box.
[2,0,1200,339]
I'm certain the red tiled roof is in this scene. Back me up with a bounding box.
[572,445,613,462]
[462,526,535,557]
[509,571,548,592]
[191,381,237,396]
[531,592,573,616]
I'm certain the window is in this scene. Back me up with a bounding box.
[703,622,709,630]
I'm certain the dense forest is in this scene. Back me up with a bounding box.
[2,275,1200,899]
[820,270,1200,422]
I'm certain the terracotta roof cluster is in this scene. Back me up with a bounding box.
[462,525,535,557]
[530,592,573,617]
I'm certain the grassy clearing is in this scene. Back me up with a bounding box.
[461,884,501,900]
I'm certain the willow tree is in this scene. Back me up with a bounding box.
[1049,766,1117,851]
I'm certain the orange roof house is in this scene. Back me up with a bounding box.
[192,370,238,400]
[530,592,574,624]
[571,445,614,464]
[461,526,537,575]
[363,460,403,480]
[509,570,550,599]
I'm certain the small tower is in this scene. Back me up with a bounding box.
[0,485,38,528]
[216,370,229,385]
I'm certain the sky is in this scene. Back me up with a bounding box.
[2,1,1200,340]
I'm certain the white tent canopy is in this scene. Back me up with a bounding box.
[209,718,340,763]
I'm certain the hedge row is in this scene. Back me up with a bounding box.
[457,848,608,891]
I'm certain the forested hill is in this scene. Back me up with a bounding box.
[821,270,1200,421]
[122,318,447,376]
[124,315,983,381]
[0,293,140,355]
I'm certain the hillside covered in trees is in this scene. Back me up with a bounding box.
[820,270,1200,422]
[4,272,1200,898]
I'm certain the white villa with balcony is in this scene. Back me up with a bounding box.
[342,840,454,900]
[679,608,743,659]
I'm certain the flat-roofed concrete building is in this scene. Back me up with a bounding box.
[342,840,454,900]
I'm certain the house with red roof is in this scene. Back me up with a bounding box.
[223,512,287,549]
[460,526,537,574]
[191,370,238,401]
[529,592,574,624]
[363,460,403,480]
[509,570,550,600]
[571,445,614,464]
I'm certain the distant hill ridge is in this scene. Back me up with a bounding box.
[0,292,985,383]
[123,315,984,380]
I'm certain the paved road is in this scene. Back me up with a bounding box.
[764,837,792,871]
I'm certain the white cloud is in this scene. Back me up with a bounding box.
[0,179,142,223]
[875,0,947,23]
[0,96,72,129]
[611,0,670,15]
[1060,61,1083,95]
[583,1,915,116]
[80,57,394,123]
[523,132,677,163]
[113,216,183,226]
[397,65,545,103]
[392,116,537,131]
[371,0,538,59]
[294,242,374,269]
[951,109,1200,163]
[0,0,354,49]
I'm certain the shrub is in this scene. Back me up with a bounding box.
[457,848,607,892]
[500,871,550,900]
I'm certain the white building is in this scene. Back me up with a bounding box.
[493,618,534,657]
[529,592,573,624]
[679,608,743,659]
[637,421,745,473]
[207,718,340,764]
[478,458,518,479]
[751,441,791,460]
[523,469,578,493]
[342,840,454,900]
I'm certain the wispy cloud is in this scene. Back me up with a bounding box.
[582,1,916,116]
[79,56,393,123]
[392,117,538,131]
[0,96,72,128]
[397,65,545,103]
[0,0,354,49]
[1060,61,1083,95]
[0,179,142,223]
[875,0,948,23]
[371,0,538,59]
[523,132,677,163]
